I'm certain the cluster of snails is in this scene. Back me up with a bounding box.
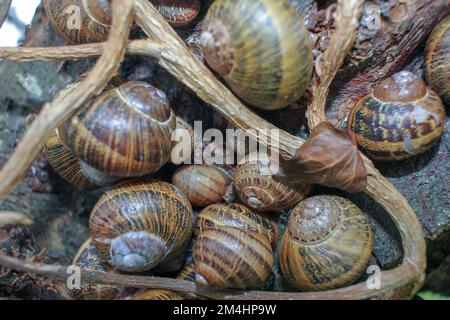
[40,0,449,300]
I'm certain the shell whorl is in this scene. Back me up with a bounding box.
[151,0,201,27]
[89,180,193,273]
[193,228,274,289]
[201,0,313,110]
[279,195,373,291]
[349,72,446,161]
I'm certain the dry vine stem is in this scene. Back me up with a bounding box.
[0,211,32,226]
[0,0,426,299]
[0,0,11,29]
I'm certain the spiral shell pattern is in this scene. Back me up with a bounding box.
[279,195,372,291]
[151,0,201,27]
[89,180,193,272]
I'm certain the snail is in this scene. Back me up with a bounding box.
[425,15,450,105]
[71,238,120,300]
[279,195,373,291]
[348,71,446,161]
[130,264,196,300]
[89,179,193,273]
[234,152,311,212]
[44,0,201,44]
[171,117,195,164]
[193,227,274,289]
[152,0,201,27]
[60,81,176,178]
[200,0,313,110]
[45,130,119,188]
[172,165,234,207]
[195,203,278,249]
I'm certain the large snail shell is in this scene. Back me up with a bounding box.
[425,15,450,106]
[43,0,111,44]
[348,71,446,161]
[72,238,119,300]
[234,152,311,212]
[61,81,176,178]
[89,179,193,273]
[195,203,278,249]
[279,195,373,291]
[193,227,274,289]
[172,165,233,207]
[201,0,313,110]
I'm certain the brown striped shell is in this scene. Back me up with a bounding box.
[234,152,311,212]
[71,238,120,300]
[200,0,313,110]
[45,130,119,188]
[150,0,201,27]
[348,71,446,161]
[60,81,176,178]
[193,227,274,289]
[89,179,193,273]
[195,203,278,249]
[425,15,450,105]
[130,264,196,300]
[172,165,233,207]
[171,117,195,164]
[279,195,373,291]
[43,0,111,44]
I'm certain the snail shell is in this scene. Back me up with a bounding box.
[172,165,233,207]
[60,81,176,178]
[279,195,373,291]
[348,71,446,161]
[72,238,119,300]
[425,15,450,105]
[89,179,193,273]
[43,0,111,44]
[201,0,313,110]
[234,152,311,212]
[193,227,274,289]
[195,203,278,249]
[151,0,201,27]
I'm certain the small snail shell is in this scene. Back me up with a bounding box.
[279,195,373,291]
[151,0,201,27]
[45,130,119,188]
[60,81,176,178]
[43,0,111,44]
[72,238,119,300]
[234,152,311,212]
[130,264,196,300]
[89,179,193,273]
[195,203,278,249]
[172,165,233,207]
[425,15,450,105]
[193,227,274,289]
[348,71,446,161]
[201,0,313,110]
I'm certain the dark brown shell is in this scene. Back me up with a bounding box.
[201,0,313,110]
[348,72,446,161]
[234,153,311,212]
[193,227,274,289]
[43,0,111,44]
[279,195,373,291]
[71,239,119,300]
[425,15,450,105]
[89,179,193,273]
[195,203,278,249]
[150,0,201,27]
[172,165,233,207]
[61,81,176,178]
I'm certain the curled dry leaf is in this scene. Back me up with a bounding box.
[279,121,367,193]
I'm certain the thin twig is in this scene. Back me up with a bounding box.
[306,0,365,129]
[0,0,135,198]
[0,211,33,226]
[0,39,163,62]
[0,0,11,29]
